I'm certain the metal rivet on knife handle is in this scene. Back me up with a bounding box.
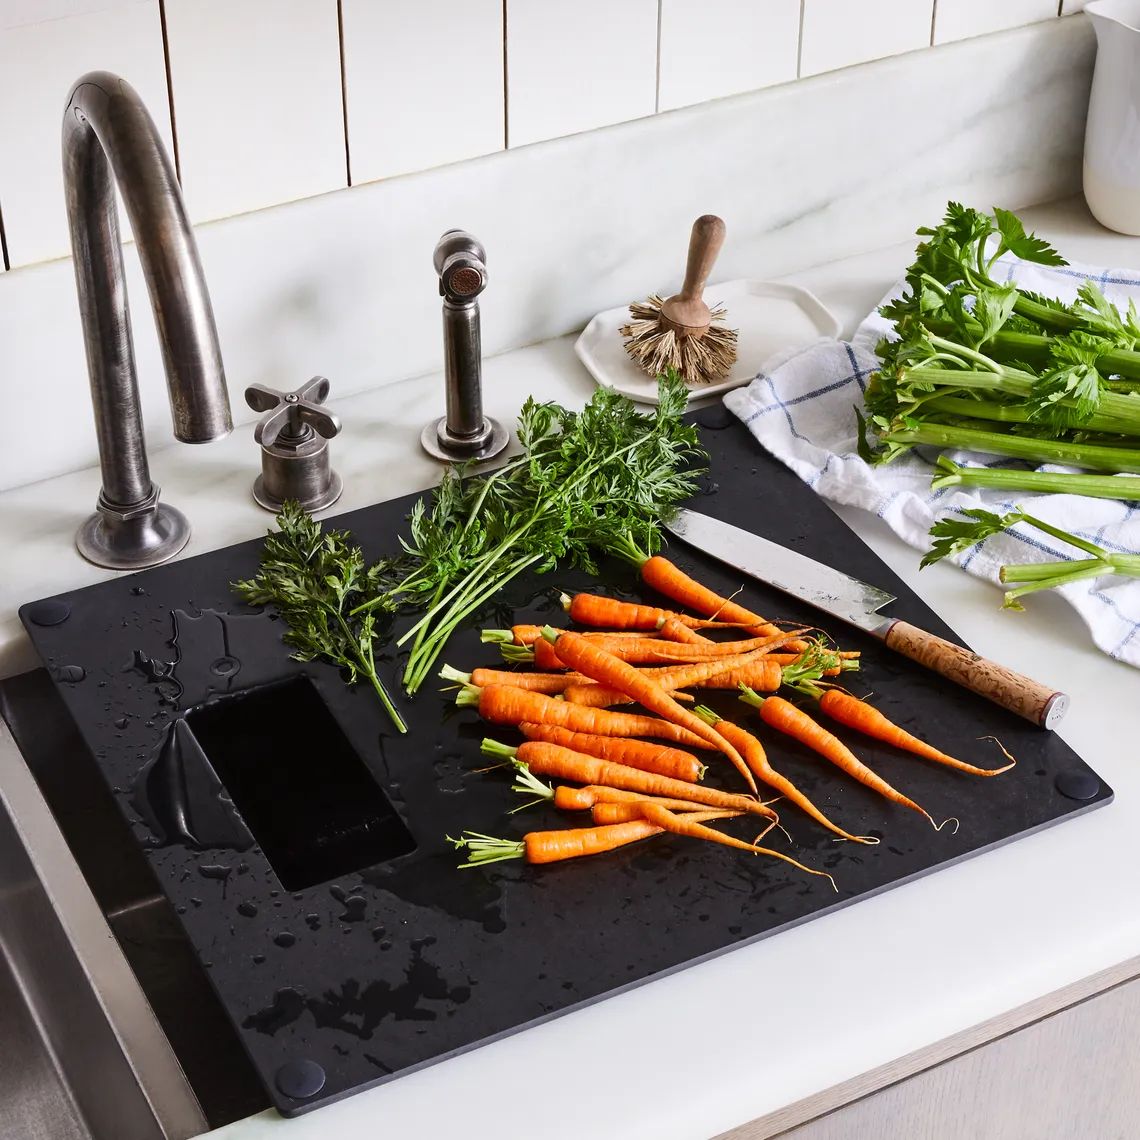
[882,620,1069,730]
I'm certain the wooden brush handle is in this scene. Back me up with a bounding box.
[883,619,1069,729]
[662,215,726,332]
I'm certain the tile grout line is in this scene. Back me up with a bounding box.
[502,0,510,149]
[654,0,663,114]
[158,0,181,182]
[337,0,352,186]
[796,0,806,78]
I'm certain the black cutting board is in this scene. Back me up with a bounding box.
[20,414,1111,1115]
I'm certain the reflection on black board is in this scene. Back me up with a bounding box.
[185,676,415,890]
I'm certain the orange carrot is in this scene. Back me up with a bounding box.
[694,706,875,844]
[439,664,572,695]
[485,625,652,648]
[634,803,836,890]
[561,592,757,632]
[639,555,784,637]
[814,689,1015,777]
[458,683,710,747]
[562,682,696,706]
[450,821,663,865]
[563,652,779,702]
[483,740,776,819]
[552,784,713,811]
[739,688,952,831]
[515,627,807,668]
[656,616,710,644]
[543,628,758,794]
[518,724,705,783]
[528,633,669,671]
[562,652,785,708]
[591,802,739,825]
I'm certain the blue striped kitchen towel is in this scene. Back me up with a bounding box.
[722,253,1140,668]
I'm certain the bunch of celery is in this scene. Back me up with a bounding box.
[859,202,1140,492]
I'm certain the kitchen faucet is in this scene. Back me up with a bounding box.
[62,71,231,570]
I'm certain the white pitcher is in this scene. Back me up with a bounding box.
[1085,0,1140,234]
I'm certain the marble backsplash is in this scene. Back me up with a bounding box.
[0,15,1095,495]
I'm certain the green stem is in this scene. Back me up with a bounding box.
[931,458,1140,500]
[883,421,1140,473]
[1001,564,1116,604]
[923,394,1140,436]
[927,335,1004,373]
[403,552,544,693]
[998,557,1107,583]
[480,738,519,761]
[331,608,406,733]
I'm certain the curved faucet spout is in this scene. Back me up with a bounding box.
[63,70,231,569]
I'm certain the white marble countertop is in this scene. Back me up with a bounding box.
[4,196,1140,1139]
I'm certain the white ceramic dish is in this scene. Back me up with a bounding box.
[574,279,841,404]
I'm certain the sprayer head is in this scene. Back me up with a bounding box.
[434,229,487,302]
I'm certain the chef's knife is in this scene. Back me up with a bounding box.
[663,508,1068,730]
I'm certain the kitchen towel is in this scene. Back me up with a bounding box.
[723,253,1140,667]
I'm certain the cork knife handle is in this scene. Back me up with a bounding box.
[883,619,1069,730]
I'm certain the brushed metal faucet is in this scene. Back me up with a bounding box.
[63,71,231,570]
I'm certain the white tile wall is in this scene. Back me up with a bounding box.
[342,0,504,185]
[658,0,800,111]
[935,0,1060,44]
[800,0,934,77]
[0,0,1083,271]
[505,0,657,147]
[164,0,346,224]
[0,0,171,267]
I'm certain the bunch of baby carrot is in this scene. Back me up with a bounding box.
[444,553,1015,889]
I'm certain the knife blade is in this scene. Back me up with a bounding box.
[663,508,1069,730]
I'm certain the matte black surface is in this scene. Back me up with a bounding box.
[17,418,1113,1116]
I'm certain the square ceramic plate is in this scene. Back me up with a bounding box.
[574,278,841,404]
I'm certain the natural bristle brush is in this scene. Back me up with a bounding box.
[620,214,739,384]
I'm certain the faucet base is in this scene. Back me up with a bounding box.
[421,415,509,464]
[76,498,191,570]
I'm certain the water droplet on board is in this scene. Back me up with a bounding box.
[237,901,258,918]
[51,664,86,683]
[274,931,297,949]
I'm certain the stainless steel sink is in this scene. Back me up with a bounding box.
[0,694,208,1138]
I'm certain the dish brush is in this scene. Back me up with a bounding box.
[620,214,739,384]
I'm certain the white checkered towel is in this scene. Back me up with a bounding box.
[723,254,1140,667]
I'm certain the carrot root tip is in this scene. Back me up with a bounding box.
[931,815,961,835]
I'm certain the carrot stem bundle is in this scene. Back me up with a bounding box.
[739,687,956,832]
[541,627,759,794]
